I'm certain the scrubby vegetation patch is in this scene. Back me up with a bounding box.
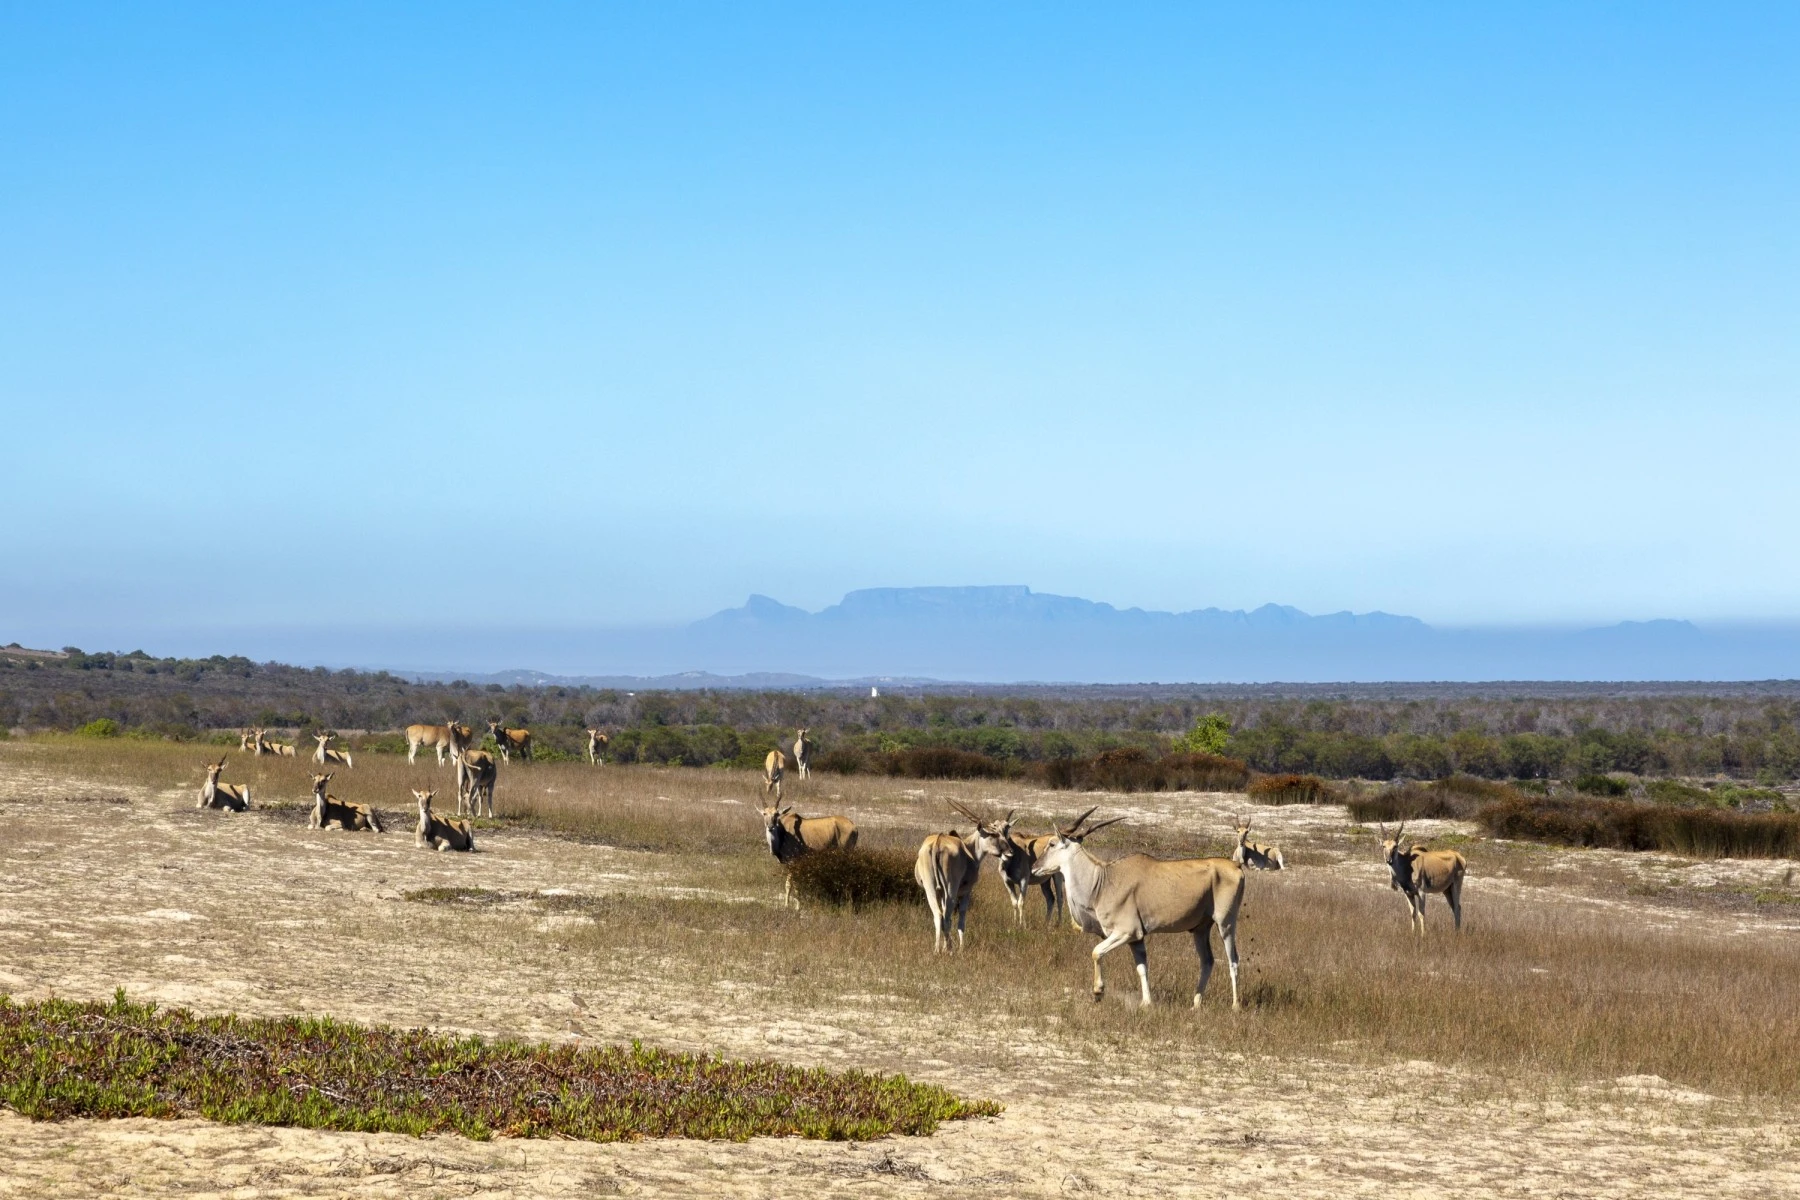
[787,847,921,908]
[0,992,999,1140]
[1247,773,1338,806]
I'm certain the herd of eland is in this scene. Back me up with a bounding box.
[204,714,569,848]
[203,720,1469,1008]
[751,745,1472,1011]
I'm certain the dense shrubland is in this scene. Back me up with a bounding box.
[8,645,1800,783]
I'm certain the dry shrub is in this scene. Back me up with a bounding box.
[1477,795,1800,858]
[1039,748,1249,793]
[1247,773,1338,806]
[787,847,921,908]
[1349,774,1521,823]
[813,747,869,775]
[873,746,1016,780]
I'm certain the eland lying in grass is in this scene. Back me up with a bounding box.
[198,758,249,811]
[1032,809,1245,1009]
[251,728,296,758]
[312,732,354,769]
[414,788,473,851]
[308,773,382,832]
[1232,817,1285,871]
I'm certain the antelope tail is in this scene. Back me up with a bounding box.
[368,808,384,833]
[931,857,953,925]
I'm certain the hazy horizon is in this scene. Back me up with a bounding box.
[5,5,1797,653]
[15,584,1800,684]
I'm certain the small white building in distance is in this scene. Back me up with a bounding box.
[870,686,879,698]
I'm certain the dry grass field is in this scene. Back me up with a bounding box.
[2,736,1798,1197]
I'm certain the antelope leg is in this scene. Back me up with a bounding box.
[1090,931,1132,1000]
[1221,924,1241,1010]
[1192,928,1215,1005]
[1130,941,1151,1007]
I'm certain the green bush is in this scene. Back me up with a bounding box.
[1574,773,1631,797]
[1710,782,1786,810]
[0,990,994,1139]
[1646,779,1713,807]
[786,848,921,909]
[74,718,120,738]
[1175,713,1232,756]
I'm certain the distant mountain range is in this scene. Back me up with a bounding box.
[397,585,1800,685]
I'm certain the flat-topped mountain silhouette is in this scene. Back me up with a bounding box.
[347,586,1799,684]
[663,586,1767,683]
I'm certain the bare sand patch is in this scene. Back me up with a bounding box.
[1,751,1797,1197]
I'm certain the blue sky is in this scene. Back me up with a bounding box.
[4,4,1797,659]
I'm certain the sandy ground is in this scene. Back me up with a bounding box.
[1,767,1797,1198]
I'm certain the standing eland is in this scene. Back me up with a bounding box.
[759,801,857,909]
[792,728,813,779]
[948,800,1069,929]
[1380,823,1467,934]
[1032,809,1246,1009]
[915,809,1014,952]
[763,749,790,800]
[586,727,609,764]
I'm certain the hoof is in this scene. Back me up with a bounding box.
[1092,991,1104,1003]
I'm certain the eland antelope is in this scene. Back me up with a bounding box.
[405,722,461,766]
[237,729,256,752]
[487,720,532,764]
[792,728,813,779]
[455,749,498,818]
[312,732,354,769]
[759,802,857,909]
[763,749,790,800]
[308,772,382,832]
[252,728,296,758]
[586,727,610,764]
[1380,823,1466,934]
[1232,817,1285,871]
[949,800,1067,929]
[915,812,1013,952]
[1032,809,1245,1009]
[198,758,249,811]
[414,788,473,851]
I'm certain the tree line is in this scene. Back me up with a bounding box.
[6,646,1800,781]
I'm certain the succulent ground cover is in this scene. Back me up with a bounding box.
[0,991,999,1141]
